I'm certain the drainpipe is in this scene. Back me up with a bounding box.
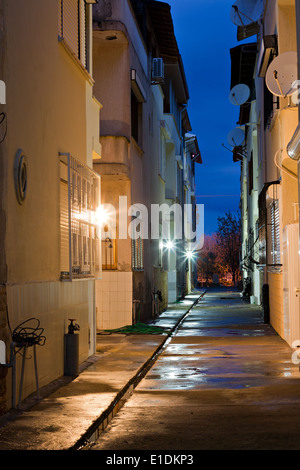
[179,105,187,298]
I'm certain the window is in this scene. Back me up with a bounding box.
[258,183,281,267]
[271,199,281,265]
[102,238,117,270]
[60,154,101,280]
[131,91,140,143]
[58,0,90,71]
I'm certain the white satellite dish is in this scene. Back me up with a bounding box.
[229,84,251,105]
[227,128,245,147]
[266,52,298,97]
[230,0,264,26]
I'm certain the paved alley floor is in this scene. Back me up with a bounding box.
[91,287,300,451]
[0,286,300,451]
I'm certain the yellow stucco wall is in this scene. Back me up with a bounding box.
[4,1,96,283]
[0,0,101,409]
[262,0,299,343]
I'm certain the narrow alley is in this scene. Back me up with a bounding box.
[90,287,300,451]
[2,0,300,457]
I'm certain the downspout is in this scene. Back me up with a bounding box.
[180,105,187,298]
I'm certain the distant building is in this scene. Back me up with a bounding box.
[92,0,202,330]
[183,133,202,293]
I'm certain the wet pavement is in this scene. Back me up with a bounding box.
[91,288,300,451]
[0,290,201,450]
[0,286,300,450]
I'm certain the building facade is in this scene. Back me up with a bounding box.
[92,0,201,330]
[0,0,201,414]
[229,0,300,346]
[0,0,102,413]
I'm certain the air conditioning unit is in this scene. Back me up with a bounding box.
[152,58,164,83]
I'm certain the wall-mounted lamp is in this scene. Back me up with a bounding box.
[94,206,109,227]
[287,122,300,160]
[165,240,175,250]
[185,250,195,260]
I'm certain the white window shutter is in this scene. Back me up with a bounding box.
[271,200,280,265]
[79,0,87,68]
[60,179,70,274]
[62,0,79,57]
[60,154,101,280]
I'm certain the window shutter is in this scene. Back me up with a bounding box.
[60,179,70,274]
[271,200,280,265]
[132,235,144,270]
[60,154,101,280]
[58,0,63,37]
[59,0,89,69]
[61,0,79,58]
[79,0,87,68]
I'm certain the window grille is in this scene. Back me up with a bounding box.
[131,216,144,271]
[271,199,280,265]
[132,237,144,271]
[58,0,88,70]
[60,153,101,280]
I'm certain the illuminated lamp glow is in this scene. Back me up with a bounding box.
[185,250,195,260]
[94,206,109,227]
[165,240,175,250]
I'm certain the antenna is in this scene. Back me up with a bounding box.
[230,0,264,27]
[227,128,245,147]
[229,84,251,105]
[222,143,246,160]
[266,52,298,97]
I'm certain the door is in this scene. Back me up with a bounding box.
[283,223,300,346]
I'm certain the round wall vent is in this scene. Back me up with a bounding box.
[14,149,27,204]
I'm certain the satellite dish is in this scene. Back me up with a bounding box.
[266,52,298,97]
[227,128,245,147]
[230,0,264,26]
[229,84,251,105]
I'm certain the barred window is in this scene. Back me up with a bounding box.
[131,216,144,271]
[132,236,144,271]
[58,0,89,71]
[271,199,280,265]
[60,154,101,280]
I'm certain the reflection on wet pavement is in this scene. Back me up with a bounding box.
[139,288,300,391]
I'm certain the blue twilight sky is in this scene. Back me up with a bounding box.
[168,0,245,235]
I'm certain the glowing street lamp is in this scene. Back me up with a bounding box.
[185,249,195,260]
[165,240,175,250]
[94,206,109,227]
